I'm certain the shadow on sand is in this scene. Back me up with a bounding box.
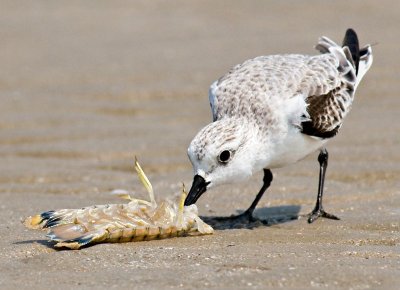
[14,239,54,247]
[14,239,94,250]
[201,205,301,230]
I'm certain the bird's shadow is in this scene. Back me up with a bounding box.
[201,205,301,230]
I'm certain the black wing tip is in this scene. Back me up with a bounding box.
[343,28,360,74]
[345,28,358,38]
[344,28,359,46]
[301,121,340,139]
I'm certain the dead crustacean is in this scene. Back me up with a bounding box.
[24,158,213,249]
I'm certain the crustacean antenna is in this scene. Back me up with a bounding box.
[24,158,213,249]
[135,157,156,207]
[177,183,187,229]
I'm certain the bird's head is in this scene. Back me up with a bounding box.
[184,118,261,206]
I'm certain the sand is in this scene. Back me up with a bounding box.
[0,1,399,289]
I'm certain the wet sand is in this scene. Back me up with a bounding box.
[1,1,399,289]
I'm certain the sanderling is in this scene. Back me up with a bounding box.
[184,29,373,223]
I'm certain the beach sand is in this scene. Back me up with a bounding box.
[0,1,399,289]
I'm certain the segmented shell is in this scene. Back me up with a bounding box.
[24,159,213,249]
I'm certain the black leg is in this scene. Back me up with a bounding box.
[308,148,340,223]
[242,169,273,218]
[215,169,273,223]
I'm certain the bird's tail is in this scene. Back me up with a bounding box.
[316,28,373,90]
[342,29,373,89]
[342,29,360,74]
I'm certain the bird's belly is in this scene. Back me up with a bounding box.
[267,130,328,169]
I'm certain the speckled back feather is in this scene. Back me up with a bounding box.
[208,29,372,139]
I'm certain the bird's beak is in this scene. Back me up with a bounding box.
[184,175,210,206]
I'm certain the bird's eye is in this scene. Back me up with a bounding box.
[218,150,231,163]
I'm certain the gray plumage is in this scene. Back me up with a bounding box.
[209,35,371,139]
[185,30,373,221]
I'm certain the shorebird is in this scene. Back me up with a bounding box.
[184,29,373,223]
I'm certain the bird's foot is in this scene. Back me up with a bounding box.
[307,207,340,223]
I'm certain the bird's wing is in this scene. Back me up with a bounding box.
[299,51,354,138]
[300,32,372,138]
[207,30,372,135]
[208,51,351,133]
[207,55,307,123]
[208,80,219,122]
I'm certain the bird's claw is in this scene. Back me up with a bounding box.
[307,207,340,223]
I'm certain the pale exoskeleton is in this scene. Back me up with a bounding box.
[24,158,213,249]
